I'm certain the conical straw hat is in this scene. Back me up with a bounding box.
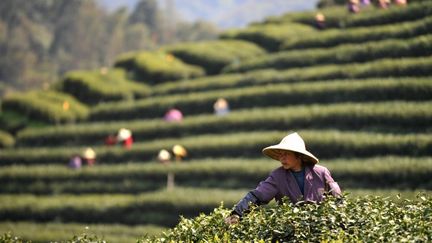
[262,132,318,164]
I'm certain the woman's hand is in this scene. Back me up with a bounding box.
[224,214,240,225]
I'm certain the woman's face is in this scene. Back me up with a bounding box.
[277,150,302,171]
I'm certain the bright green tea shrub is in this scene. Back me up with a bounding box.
[155,56,432,95]
[114,51,205,84]
[57,68,151,105]
[142,194,432,242]
[225,34,432,72]
[90,77,432,121]
[15,101,432,147]
[267,1,432,29]
[281,16,432,50]
[1,90,89,124]
[164,40,266,74]
[0,130,14,148]
[0,222,166,243]
[220,23,315,52]
[0,231,106,243]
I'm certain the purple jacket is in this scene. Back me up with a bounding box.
[252,165,341,204]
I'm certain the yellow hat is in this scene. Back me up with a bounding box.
[172,144,187,157]
[83,147,96,160]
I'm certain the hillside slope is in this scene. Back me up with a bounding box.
[1,2,431,242]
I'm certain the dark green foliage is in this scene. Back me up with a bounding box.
[154,56,432,95]
[66,233,105,243]
[0,188,242,227]
[56,68,151,105]
[114,51,205,84]
[0,222,165,243]
[15,101,432,147]
[316,0,346,8]
[342,1,432,28]
[0,232,27,243]
[1,157,431,194]
[164,40,266,74]
[282,16,432,50]
[0,230,106,243]
[90,77,432,121]
[263,6,349,29]
[220,23,315,52]
[268,1,432,29]
[1,90,89,124]
[0,130,14,148]
[317,0,426,8]
[225,34,432,72]
[142,194,432,242]
[0,110,30,135]
[2,130,432,165]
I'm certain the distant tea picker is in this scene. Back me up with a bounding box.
[225,132,342,224]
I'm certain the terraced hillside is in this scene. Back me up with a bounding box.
[1,2,432,242]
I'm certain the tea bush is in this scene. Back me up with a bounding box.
[220,23,316,52]
[141,194,432,242]
[264,6,351,29]
[0,188,243,226]
[16,101,432,147]
[56,68,151,105]
[1,90,89,124]
[267,1,432,29]
[164,40,266,74]
[90,77,432,121]
[0,232,27,243]
[341,1,432,28]
[0,109,30,135]
[282,16,432,50]
[0,222,166,243]
[0,130,14,148]
[114,51,204,84]
[0,231,106,243]
[316,0,427,8]
[155,56,432,95]
[2,130,432,165]
[225,34,432,72]
[1,157,431,194]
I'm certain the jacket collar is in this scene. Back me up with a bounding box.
[285,166,314,199]
[303,166,314,198]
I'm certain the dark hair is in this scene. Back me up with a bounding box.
[294,152,314,166]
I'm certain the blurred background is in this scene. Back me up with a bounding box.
[0,0,318,96]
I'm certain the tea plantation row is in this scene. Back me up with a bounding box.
[2,130,432,165]
[14,100,431,147]
[1,157,431,194]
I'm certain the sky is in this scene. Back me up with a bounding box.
[98,0,319,29]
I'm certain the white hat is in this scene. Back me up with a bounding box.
[158,149,171,162]
[117,128,132,141]
[262,132,318,164]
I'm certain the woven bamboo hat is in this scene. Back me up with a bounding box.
[262,132,319,164]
